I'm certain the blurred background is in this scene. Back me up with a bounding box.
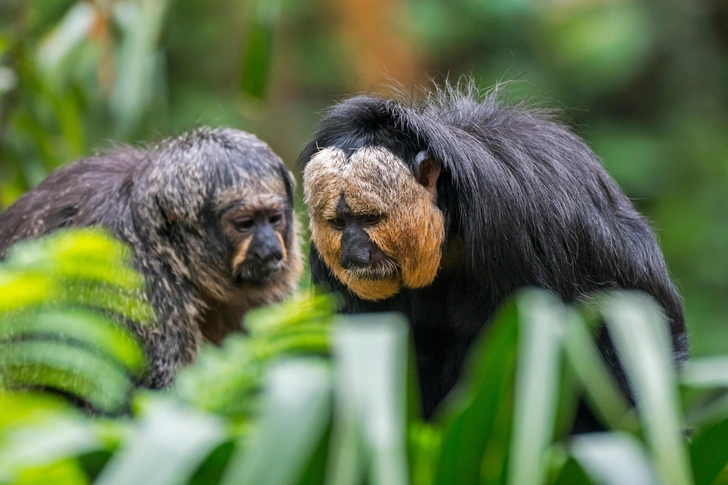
[0,0,726,356]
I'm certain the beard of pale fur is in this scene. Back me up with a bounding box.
[305,146,445,302]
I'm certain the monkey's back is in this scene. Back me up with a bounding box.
[0,149,145,257]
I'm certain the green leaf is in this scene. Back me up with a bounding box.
[220,360,332,485]
[94,399,225,485]
[681,357,728,388]
[565,432,659,485]
[1,229,154,322]
[189,442,236,485]
[562,306,637,431]
[2,308,145,373]
[11,459,89,485]
[37,2,96,74]
[689,417,728,485]
[551,457,596,485]
[173,293,332,416]
[239,1,278,100]
[432,297,519,485]
[60,283,154,325]
[507,290,564,485]
[684,391,728,429]
[0,416,102,481]
[408,422,440,485]
[0,272,54,311]
[245,293,336,337]
[327,314,410,485]
[0,340,134,413]
[111,0,170,138]
[4,229,145,290]
[172,336,262,416]
[601,292,693,485]
[0,391,77,428]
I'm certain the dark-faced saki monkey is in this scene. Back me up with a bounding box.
[0,127,303,388]
[298,82,688,430]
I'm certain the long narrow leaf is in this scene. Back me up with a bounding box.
[239,1,278,100]
[220,360,331,485]
[562,307,637,431]
[111,0,170,137]
[601,292,693,485]
[556,432,658,485]
[433,298,520,485]
[506,290,563,485]
[0,417,102,481]
[681,357,728,388]
[327,314,410,485]
[94,399,225,485]
[37,2,96,73]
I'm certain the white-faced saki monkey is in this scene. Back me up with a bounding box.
[0,128,303,389]
[298,82,688,432]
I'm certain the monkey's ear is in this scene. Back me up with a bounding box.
[414,150,442,193]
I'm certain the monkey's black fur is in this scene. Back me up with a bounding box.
[299,83,688,431]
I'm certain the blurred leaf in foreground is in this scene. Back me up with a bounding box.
[507,290,564,485]
[93,398,224,485]
[172,293,334,416]
[601,292,693,485]
[432,296,519,485]
[220,360,331,485]
[0,229,150,413]
[327,313,410,485]
[554,432,659,485]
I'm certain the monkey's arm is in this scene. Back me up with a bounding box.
[129,263,204,389]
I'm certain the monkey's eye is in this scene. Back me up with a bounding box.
[269,214,283,226]
[330,217,345,230]
[234,219,255,232]
[360,214,381,225]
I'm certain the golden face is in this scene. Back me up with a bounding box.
[303,146,445,301]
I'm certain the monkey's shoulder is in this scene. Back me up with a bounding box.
[0,152,143,254]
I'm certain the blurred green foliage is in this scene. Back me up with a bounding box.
[0,229,150,412]
[0,1,726,351]
[5,230,728,484]
[3,2,728,483]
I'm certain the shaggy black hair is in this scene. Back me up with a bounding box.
[298,82,688,431]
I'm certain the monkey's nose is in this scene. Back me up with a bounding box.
[340,247,370,269]
[249,247,283,264]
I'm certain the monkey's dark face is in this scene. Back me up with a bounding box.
[332,196,399,281]
[303,146,444,301]
[221,193,290,286]
[144,129,304,304]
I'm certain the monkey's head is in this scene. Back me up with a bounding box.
[136,128,303,303]
[220,192,290,286]
[302,143,445,301]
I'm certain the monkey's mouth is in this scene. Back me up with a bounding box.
[236,261,284,285]
[344,261,400,281]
